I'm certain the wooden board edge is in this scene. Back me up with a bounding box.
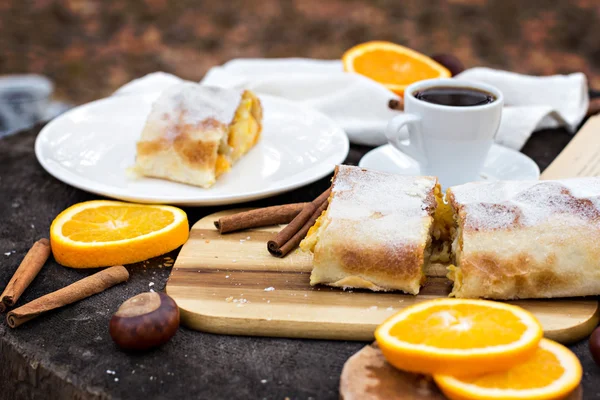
[177,305,375,341]
[339,343,445,400]
[544,300,600,344]
[171,297,600,344]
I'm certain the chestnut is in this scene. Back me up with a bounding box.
[590,326,600,366]
[109,292,180,351]
[430,53,465,76]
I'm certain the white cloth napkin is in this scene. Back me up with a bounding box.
[114,60,589,149]
[455,68,589,149]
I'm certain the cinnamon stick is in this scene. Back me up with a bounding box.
[388,98,404,111]
[267,188,331,257]
[0,238,51,313]
[215,203,309,234]
[7,265,129,328]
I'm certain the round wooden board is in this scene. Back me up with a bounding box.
[339,343,583,400]
[166,210,600,343]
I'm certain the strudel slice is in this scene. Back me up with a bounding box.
[300,165,441,294]
[135,82,262,188]
[447,178,600,299]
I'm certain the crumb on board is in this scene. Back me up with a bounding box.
[233,298,249,307]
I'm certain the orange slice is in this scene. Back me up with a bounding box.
[50,200,189,268]
[342,41,451,95]
[434,338,582,400]
[374,299,543,376]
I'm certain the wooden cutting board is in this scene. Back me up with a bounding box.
[339,343,582,400]
[166,210,600,343]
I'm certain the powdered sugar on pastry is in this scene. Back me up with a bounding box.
[151,83,242,131]
[329,166,437,221]
[449,178,600,231]
[326,167,437,252]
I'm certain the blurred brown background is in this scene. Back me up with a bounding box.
[2,0,599,104]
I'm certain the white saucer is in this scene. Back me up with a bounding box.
[359,144,540,183]
[35,92,349,206]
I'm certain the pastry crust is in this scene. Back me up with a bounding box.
[301,165,439,294]
[447,178,600,299]
[134,83,262,188]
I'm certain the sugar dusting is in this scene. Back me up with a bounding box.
[450,178,600,230]
[324,165,438,246]
[144,82,242,141]
[330,166,437,219]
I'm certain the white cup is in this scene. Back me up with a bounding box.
[385,78,503,187]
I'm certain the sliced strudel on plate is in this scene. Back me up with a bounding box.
[135,82,262,188]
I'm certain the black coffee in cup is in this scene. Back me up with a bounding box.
[413,86,496,107]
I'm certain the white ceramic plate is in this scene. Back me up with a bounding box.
[35,93,349,206]
[359,144,540,183]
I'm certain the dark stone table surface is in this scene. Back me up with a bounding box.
[1,123,599,400]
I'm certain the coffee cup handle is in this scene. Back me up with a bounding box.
[385,113,427,165]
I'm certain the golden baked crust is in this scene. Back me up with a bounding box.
[447,178,600,299]
[134,83,262,188]
[301,165,438,294]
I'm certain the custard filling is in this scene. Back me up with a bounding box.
[215,90,262,177]
[430,185,455,263]
[300,210,328,253]
[447,207,464,297]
